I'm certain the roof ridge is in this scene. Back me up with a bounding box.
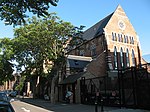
[84,12,114,34]
[82,12,114,40]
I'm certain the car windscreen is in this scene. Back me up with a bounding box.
[0,105,15,112]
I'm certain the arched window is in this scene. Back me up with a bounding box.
[80,50,84,56]
[124,35,126,43]
[129,36,132,44]
[114,33,117,41]
[120,34,123,42]
[132,49,135,66]
[112,32,115,41]
[126,49,130,67]
[91,44,96,57]
[132,37,134,44]
[118,34,121,42]
[126,36,128,43]
[114,46,118,69]
[120,47,124,68]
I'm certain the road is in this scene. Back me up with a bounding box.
[10,98,150,112]
[11,100,53,112]
[10,98,100,112]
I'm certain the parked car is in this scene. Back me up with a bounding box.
[4,90,12,97]
[0,92,9,102]
[9,91,17,97]
[0,91,15,112]
[0,100,15,112]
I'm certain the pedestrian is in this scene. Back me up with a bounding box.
[65,89,73,103]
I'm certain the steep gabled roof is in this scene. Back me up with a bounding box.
[82,13,113,40]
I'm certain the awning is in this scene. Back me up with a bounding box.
[67,55,92,69]
[59,72,96,85]
[59,73,84,85]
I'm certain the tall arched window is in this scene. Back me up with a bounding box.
[114,46,118,69]
[120,47,124,68]
[132,49,135,66]
[124,35,126,43]
[129,36,132,44]
[118,34,121,42]
[120,34,123,42]
[91,44,96,57]
[126,49,130,67]
[126,36,128,43]
[132,37,134,44]
[112,32,115,41]
[114,33,117,41]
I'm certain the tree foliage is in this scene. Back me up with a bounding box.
[0,0,59,26]
[4,13,74,78]
[15,75,26,92]
[0,38,14,84]
[0,12,85,83]
[0,57,14,85]
[0,13,85,100]
[68,25,85,48]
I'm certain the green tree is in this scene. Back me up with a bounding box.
[12,13,74,74]
[68,25,85,48]
[0,38,14,85]
[0,57,14,85]
[1,13,85,102]
[6,13,75,101]
[0,0,59,26]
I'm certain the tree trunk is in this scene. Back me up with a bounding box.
[50,73,58,104]
[32,76,40,98]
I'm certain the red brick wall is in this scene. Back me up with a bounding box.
[86,51,107,77]
[68,35,107,77]
[69,35,106,58]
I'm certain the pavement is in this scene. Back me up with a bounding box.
[15,96,150,112]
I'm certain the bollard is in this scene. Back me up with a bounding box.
[95,91,100,112]
[95,101,98,112]
[101,98,104,112]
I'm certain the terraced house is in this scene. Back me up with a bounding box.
[59,5,150,105]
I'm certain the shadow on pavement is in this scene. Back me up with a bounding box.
[13,96,150,112]
[17,97,121,112]
[20,97,53,110]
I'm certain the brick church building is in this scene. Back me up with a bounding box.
[59,5,148,103]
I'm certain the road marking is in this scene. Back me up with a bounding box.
[21,107,30,112]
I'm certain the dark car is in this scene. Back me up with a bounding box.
[0,92,9,102]
[9,91,17,97]
[3,90,12,97]
[0,92,15,112]
[0,101,15,112]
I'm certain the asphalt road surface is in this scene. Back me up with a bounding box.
[11,100,53,112]
[10,98,150,112]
